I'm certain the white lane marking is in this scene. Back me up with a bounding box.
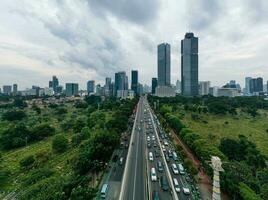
[119,99,141,200]
[147,100,179,200]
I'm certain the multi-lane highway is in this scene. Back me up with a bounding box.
[101,96,200,200]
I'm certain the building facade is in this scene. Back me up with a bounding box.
[66,83,79,96]
[3,85,12,95]
[199,81,211,95]
[151,78,158,94]
[87,80,95,94]
[131,70,138,94]
[181,32,199,96]
[158,43,171,86]
[115,71,128,97]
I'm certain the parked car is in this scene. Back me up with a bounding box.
[160,176,169,191]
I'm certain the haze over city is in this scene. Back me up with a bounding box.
[1,0,268,89]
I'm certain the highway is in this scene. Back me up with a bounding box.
[115,96,200,200]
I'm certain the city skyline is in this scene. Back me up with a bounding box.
[0,1,268,89]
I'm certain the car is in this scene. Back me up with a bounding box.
[162,145,166,152]
[154,150,160,157]
[171,163,179,174]
[183,187,190,195]
[157,161,164,172]
[165,153,170,162]
[151,168,157,181]
[173,178,180,193]
[172,152,178,161]
[151,135,155,141]
[147,136,150,141]
[164,140,168,146]
[177,164,185,175]
[147,142,151,148]
[153,142,157,147]
[149,152,154,161]
[168,150,173,158]
[152,190,160,200]
[119,157,124,165]
[160,176,169,191]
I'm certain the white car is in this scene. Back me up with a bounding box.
[171,164,179,175]
[164,140,168,146]
[149,152,154,161]
[151,135,155,141]
[151,168,157,181]
[147,136,150,141]
[162,145,166,152]
[183,187,190,195]
[173,178,180,193]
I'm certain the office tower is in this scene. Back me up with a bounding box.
[55,86,63,94]
[115,71,127,91]
[245,77,252,95]
[32,85,40,96]
[199,81,211,95]
[52,76,59,92]
[151,78,158,94]
[104,77,112,96]
[181,32,199,96]
[131,70,138,94]
[3,85,12,95]
[267,81,268,93]
[137,83,143,95]
[87,80,95,94]
[66,83,79,96]
[13,84,18,94]
[158,43,171,86]
[249,77,263,94]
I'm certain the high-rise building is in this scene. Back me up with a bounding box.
[52,76,59,92]
[87,80,95,94]
[131,70,138,94]
[115,71,129,98]
[199,81,211,96]
[13,84,18,95]
[104,77,112,96]
[66,83,79,96]
[3,85,12,95]
[158,43,171,86]
[249,77,263,94]
[176,80,181,94]
[49,81,53,88]
[181,32,199,96]
[151,78,158,94]
[245,77,252,95]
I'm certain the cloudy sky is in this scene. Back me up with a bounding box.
[0,0,268,90]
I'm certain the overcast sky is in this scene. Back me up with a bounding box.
[0,0,268,90]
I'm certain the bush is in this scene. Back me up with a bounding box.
[31,124,55,141]
[20,155,36,170]
[239,183,262,200]
[52,135,68,153]
[70,186,97,200]
[22,167,54,186]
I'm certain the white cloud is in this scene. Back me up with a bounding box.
[0,0,268,89]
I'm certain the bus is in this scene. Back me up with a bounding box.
[100,184,109,198]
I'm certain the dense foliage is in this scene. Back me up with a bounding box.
[148,95,268,199]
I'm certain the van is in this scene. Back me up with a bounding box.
[160,176,169,191]
[149,152,154,161]
[151,168,157,181]
[171,163,179,174]
[173,178,180,193]
[183,187,190,195]
[100,184,109,198]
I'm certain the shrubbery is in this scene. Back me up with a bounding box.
[52,135,68,153]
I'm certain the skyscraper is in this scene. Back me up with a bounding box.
[181,32,199,96]
[105,77,112,96]
[87,80,95,94]
[115,71,127,91]
[66,83,79,96]
[52,76,59,92]
[151,78,158,94]
[199,81,210,96]
[249,77,263,94]
[13,84,18,94]
[245,77,252,95]
[158,43,171,86]
[131,70,138,94]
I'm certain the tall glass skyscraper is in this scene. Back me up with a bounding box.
[181,32,199,96]
[131,70,138,94]
[87,80,95,94]
[151,78,158,94]
[157,43,171,86]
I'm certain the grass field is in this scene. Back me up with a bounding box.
[180,110,268,158]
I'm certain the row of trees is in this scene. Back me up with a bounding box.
[148,95,267,199]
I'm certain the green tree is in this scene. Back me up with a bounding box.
[20,155,36,170]
[2,110,26,121]
[52,135,68,153]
